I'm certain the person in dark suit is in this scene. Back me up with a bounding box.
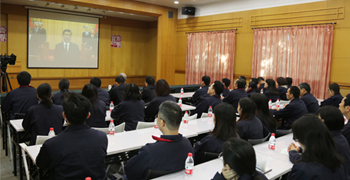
[251,94,277,135]
[36,93,108,180]
[257,77,265,90]
[246,81,258,97]
[223,78,248,112]
[286,77,293,89]
[54,29,80,65]
[81,84,107,128]
[82,25,91,45]
[90,77,110,106]
[144,79,176,122]
[339,94,350,147]
[194,103,238,164]
[287,115,346,180]
[236,97,264,140]
[192,75,211,104]
[221,78,231,98]
[263,79,280,102]
[321,83,343,108]
[142,76,156,103]
[111,83,145,131]
[52,78,69,106]
[109,75,127,105]
[191,81,223,118]
[272,86,308,129]
[276,77,288,100]
[2,71,38,119]
[211,138,268,180]
[124,101,193,180]
[22,83,64,145]
[38,22,47,45]
[299,83,319,114]
[29,21,46,55]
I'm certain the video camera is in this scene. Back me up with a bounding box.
[0,54,16,72]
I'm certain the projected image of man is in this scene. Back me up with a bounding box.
[54,29,80,65]
[29,20,46,55]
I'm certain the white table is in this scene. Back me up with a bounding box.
[171,92,195,99]
[180,104,196,112]
[180,117,215,135]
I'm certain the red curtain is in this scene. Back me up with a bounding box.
[252,25,334,99]
[186,30,236,87]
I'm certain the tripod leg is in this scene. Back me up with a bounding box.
[5,72,12,91]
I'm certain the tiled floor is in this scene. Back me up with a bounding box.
[0,128,21,180]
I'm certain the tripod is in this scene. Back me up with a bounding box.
[1,64,13,93]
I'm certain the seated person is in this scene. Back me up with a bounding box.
[221,78,231,98]
[223,78,248,112]
[22,83,64,145]
[288,115,346,179]
[194,103,238,164]
[90,77,110,106]
[191,81,223,118]
[286,77,293,89]
[36,93,108,180]
[111,83,145,131]
[52,78,69,106]
[145,79,176,122]
[263,79,280,102]
[339,94,350,147]
[142,76,156,103]
[299,83,319,114]
[211,138,268,180]
[81,84,107,128]
[2,71,38,119]
[257,77,265,90]
[276,77,288,100]
[192,75,211,105]
[246,81,258,97]
[251,93,277,134]
[272,86,308,129]
[321,83,343,108]
[124,101,193,179]
[236,97,263,140]
[109,75,127,105]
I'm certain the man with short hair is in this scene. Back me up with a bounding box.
[2,71,38,119]
[299,83,319,114]
[54,29,80,65]
[124,101,193,179]
[222,78,231,97]
[52,78,70,106]
[286,77,293,89]
[109,75,127,105]
[223,78,248,111]
[90,77,110,106]
[191,81,224,118]
[36,93,108,180]
[192,75,211,104]
[273,86,308,129]
[142,76,156,103]
[257,77,265,90]
[339,94,350,147]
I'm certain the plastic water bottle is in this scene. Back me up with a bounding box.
[208,106,213,117]
[154,116,158,128]
[48,127,55,137]
[181,87,184,94]
[184,111,189,124]
[276,99,280,108]
[178,98,182,107]
[200,86,202,89]
[185,153,194,175]
[110,101,114,111]
[108,85,112,91]
[268,99,272,109]
[268,133,276,150]
[260,88,263,94]
[108,120,115,135]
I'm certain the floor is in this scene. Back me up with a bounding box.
[0,128,20,180]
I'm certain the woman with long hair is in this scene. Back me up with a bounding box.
[251,93,277,134]
[320,83,344,108]
[22,83,64,145]
[263,79,280,102]
[82,84,106,128]
[194,103,238,164]
[111,83,145,131]
[236,97,264,140]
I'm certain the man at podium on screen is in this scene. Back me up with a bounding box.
[54,29,80,65]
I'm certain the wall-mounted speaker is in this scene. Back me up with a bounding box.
[182,7,195,16]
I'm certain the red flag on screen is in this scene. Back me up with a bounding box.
[29,18,33,28]
[94,24,99,34]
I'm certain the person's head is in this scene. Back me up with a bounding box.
[119,73,127,81]
[201,75,211,86]
[157,101,182,133]
[115,75,126,86]
[81,84,98,105]
[17,71,31,86]
[90,77,102,88]
[257,77,265,85]
[39,22,43,28]
[287,86,300,100]
[239,76,246,81]
[222,138,258,178]
[62,29,72,43]
[155,79,171,97]
[291,115,342,170]
[235,78,246,89]
[212,103,237,140]
[276,77,287,87]
[83,25,89,31]
[339,94,350,119]
[145,76,155,86]
[286,77,293,86]
[58,78,70,91]
[124,83,141,101]
[208,81,224,96]
[222,78,231,88]
[250,78,258,84]
[317,106,344,131]
[248,81,257,90]
[298,83,310,97]
[62,93,91,125]
[37,83,53,108]
[238,97,256,121]
[265,79,280,96]
[251,93,276,130]
[329,83,340,96]
[33,20,39,27]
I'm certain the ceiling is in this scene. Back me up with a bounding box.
[135,0,224,8]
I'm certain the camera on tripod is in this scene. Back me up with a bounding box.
[0,54,16,70]
[1,54,17,93]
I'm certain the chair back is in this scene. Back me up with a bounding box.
[136,121,154,130]
[201,113,208,118]
[93,123,126,134]
[248,132,271,145]
[276,129,292,138]
[200,152,220,164]
[36,135,51,145]
[188,114,197,120]
[145,169,172,180]
[15,113,26,119]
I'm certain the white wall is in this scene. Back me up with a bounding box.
[178,0,325,19]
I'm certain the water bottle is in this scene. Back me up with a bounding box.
[200,86,202,89]
[185,153,194,175]
[48,127,55,137]
[208,106,213,117]
[260,88,263,94]
[108,120,115,135]
[178,98,182,107]
[276,99,280,108]
[154,116,158,128]
[110,101,114,111]
[268,99,272,109]
[268,133,276,150]
[183,111,189,124]
[181,87,184,94]
[85,178,91,180]
[108,85,112,91]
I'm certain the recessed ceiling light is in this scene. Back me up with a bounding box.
[87,8,91,11]
[74,6,78,10]
[45,2,49,6]
[61,5,65,8]
[102,10,106,13]
[174,1,179,4]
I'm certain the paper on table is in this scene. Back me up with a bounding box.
[280,148,289,156]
